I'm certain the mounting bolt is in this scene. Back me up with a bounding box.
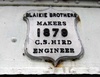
[98,1,100,4]
[11,37,17,43]
[75,0,80,4]
[54,0,59,3]
[32,0,37,2]
[9,0,14,2]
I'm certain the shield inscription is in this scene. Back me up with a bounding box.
[23,7,84,66]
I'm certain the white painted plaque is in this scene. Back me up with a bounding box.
[23,7,84,66]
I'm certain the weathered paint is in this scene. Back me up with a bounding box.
[0,6,100,74]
